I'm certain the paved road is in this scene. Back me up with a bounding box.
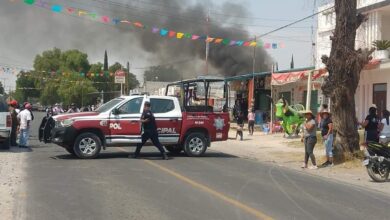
[14,112,390,220]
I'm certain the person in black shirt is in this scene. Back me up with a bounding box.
[319,110,334,167]
[361,106,379,142]
[132,101,168,160]
[236,112,244,141]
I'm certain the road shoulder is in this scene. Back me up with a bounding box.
[211,131,390,196]
[0,147,28,220]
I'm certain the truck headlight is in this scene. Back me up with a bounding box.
[56,119,74,127]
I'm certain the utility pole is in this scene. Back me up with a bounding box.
[126,61,130,95]
[205,8,210,75]
[251,35,257,112]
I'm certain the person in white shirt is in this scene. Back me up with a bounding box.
[379,110,390,143]
[53,103,64,115]
[67,103,80,113]
[18,103,33,148]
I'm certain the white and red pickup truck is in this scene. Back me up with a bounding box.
[48,78,230,159]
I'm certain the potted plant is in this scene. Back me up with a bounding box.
[372,40,390,60]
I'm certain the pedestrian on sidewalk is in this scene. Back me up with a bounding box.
[131,101,168,160]
[17,102,33,148]
[8,100,20,147]
[361,106,379,143]
[248,110,255,135]
[320,109,334,167]
[236,112,244,141]
[301,110,317,169]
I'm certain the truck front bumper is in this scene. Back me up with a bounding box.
[51,126,77,148]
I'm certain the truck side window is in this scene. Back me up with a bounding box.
[118,97,143,114]
[150,99,174,113]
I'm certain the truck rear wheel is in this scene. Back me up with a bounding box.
[184,133,207,157]
[165,145,183,155]
[73,132,102,159]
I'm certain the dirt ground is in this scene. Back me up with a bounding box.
[0,147,27,219]
[211,129,390,195]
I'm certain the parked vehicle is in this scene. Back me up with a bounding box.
[363,136,390,182]
[0,96,12,149]
[44,78,230,159]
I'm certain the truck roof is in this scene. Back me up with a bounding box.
[119,95,177,100]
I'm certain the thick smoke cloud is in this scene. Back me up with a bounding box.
[0,0,272,86]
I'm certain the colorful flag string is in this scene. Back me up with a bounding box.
[0,65,116,78]
[16,0,285,49]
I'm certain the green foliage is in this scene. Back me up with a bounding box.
[40,79,60,105]
[14,71,40,102]
[57,75,97,107]
[0,82,4,95]
[33,48,90,73]
[61,50,90,73]
[108,62,123,73]
[372,40,390,50]
[15,48,141,106]
[127,72,140,90]
[89,62,103,73]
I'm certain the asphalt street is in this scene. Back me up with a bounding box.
[14,112,390,220]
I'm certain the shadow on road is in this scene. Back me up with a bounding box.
[51,151,239,160]
[0,146,33,153]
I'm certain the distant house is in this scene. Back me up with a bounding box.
[316,0,390,119]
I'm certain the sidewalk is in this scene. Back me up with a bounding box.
[211,129,390,195]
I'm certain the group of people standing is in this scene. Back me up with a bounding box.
[301,106,333,170]
[361,105,390,143]
[8,100,34,148]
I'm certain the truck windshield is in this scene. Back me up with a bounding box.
[96,98,124,113]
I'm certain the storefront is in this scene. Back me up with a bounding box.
[225,72,272,124]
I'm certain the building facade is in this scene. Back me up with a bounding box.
[316,0,390,119]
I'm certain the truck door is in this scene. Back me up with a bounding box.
[150,98,182,144]
[107,97,143,145]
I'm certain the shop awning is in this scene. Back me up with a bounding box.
[271,68,327,86]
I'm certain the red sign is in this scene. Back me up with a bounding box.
[115,70,126,83]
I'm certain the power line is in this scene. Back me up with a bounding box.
[257,6,334,38]
[68,0,316,29]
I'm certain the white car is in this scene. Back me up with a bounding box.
[0,96,11,149]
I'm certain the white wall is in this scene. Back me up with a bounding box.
[356,66,390,120]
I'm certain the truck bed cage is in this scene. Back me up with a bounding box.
[165,78,228,113]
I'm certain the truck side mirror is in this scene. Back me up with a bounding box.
[112,108,120,115]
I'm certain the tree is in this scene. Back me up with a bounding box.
[321,0,374,159]
[127,72,140,90]
[61,50,90,73]
[144,65,181,82]
[104,50,108,71]
[14,71,40,102]
[0,82,4,95]
[39,79,61,105]
[34,48,90,73]
[57,76,97,107]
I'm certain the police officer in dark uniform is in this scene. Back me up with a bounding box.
[132,101,168,160]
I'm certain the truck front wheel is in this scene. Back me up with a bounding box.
[184,133,208,157]
[73,132,102,159]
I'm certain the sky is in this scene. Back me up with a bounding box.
[0,0,327,91]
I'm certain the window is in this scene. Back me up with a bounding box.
[96,98,124,113]
[118,97,143,114]
[150,98,174,113]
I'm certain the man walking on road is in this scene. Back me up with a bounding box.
[18,102,33,148]
[131,101,168,160]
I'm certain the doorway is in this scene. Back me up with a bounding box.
[373,83,387,117]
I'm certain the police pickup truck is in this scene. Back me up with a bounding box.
[50,78,230,159]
